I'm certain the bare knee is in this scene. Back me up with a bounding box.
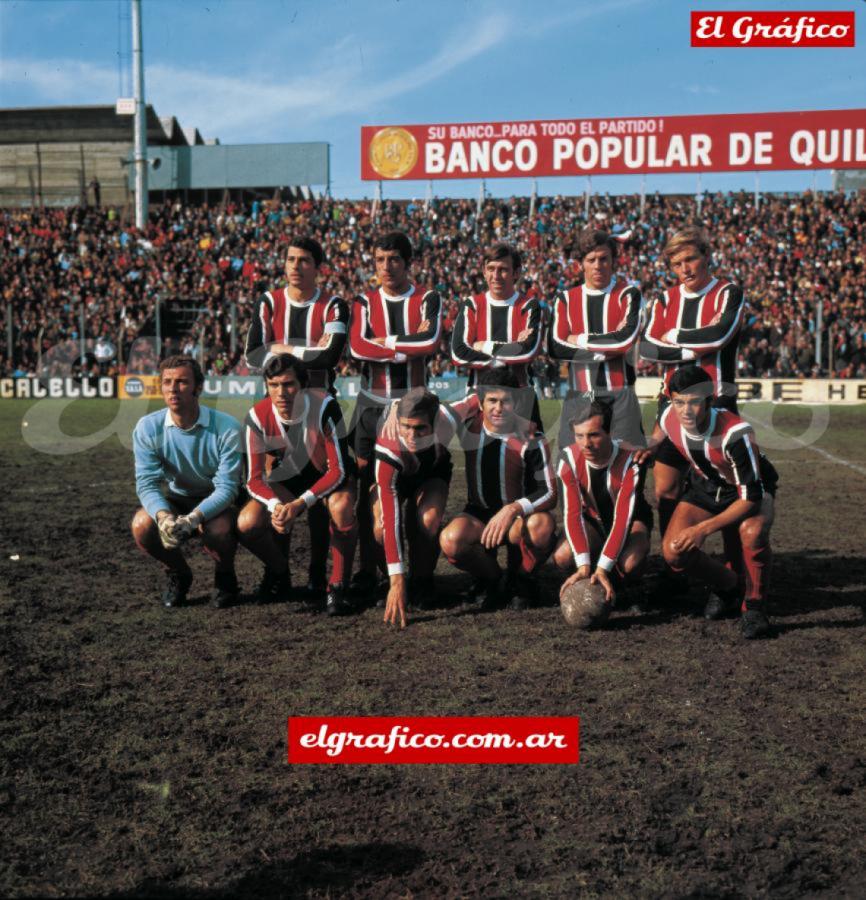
[525,512,555,548]
[237,502,268,537]
[739,517,768,550]
[203,511,235,545]
[329,492,356,530]
[418,506,443,539]
[131,508,156,545]
[440,524,468,560]
[662,536,686,570]
[553,540,574,571]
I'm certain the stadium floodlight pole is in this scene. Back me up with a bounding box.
[424,180,432,212]
[529,178,537,219]
[131,0,148,230]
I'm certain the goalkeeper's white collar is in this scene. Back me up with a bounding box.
[164,404,210,431]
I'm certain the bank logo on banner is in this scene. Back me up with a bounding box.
[368,127,419,179]
[691,11,855,47]
[124,377,145,397]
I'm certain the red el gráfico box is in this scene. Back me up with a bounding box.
[691,11,855,48]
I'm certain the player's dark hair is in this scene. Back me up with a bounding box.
[396,388,440,427]
[570,399,613,433]
[263,353,309,388]
[374,230,413,264]
[159,355,204,388]
[288,236,324,267]
[476,367,520,401]
[575,228,618,263]
[668,366,713,398]
[663,225,711,262]
[483,242,522,272]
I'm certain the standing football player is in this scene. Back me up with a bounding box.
[349,231,443,595]
[244,235,349,598]
[131,356,243,609]
[549,228,644,451]
[451,242,544,427]
[237,354,357,616]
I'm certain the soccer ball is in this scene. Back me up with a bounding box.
[560,580,611,629]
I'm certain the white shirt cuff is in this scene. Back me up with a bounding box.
[266,497,280,513]
[517,498,533,517]
[597,553,616,573]
[574,552,591,569]
[393,352,407,363]
[481,340,496,355]
[575,334,589,350]
[387,562,405,576]
[385,335,398,350]
[491,359,506,368]
[682,349,696,361]
[300,490,317,508]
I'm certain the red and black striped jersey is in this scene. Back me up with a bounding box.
[373,439,451,576]
[557,441,644,573]
[456,405,556,517]
[451,291,543,389]
[640,278,745,401]
[244,287,349,392]
[658,405,763,502]
[349,285,442,402]
[549,278,642,392]
[372,396,476,576]
[244,391,351,511]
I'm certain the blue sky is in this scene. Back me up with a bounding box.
[1,0,863,198]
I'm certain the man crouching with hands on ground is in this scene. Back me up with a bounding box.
[131,355,243,609]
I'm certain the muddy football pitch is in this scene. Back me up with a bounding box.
[2,398,865,898]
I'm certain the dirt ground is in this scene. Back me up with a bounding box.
[2,399,865,898]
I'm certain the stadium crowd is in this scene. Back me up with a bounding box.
[2,189,865,380]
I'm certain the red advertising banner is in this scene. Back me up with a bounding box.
[361,109,866,180]
[691,11,855,48]
[287,716,580,764]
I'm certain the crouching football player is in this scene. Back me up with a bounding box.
[238,354,357,615]
[131,356,243,609]
[655,367,777,639]
[439,369,557,610]
[374,388,458,627]
[554,400,652,610]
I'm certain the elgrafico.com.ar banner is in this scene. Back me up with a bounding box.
[361,108,866,180]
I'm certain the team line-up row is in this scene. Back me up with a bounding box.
[131,226,776,640]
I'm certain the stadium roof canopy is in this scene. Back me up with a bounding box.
[0,105,201,146]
